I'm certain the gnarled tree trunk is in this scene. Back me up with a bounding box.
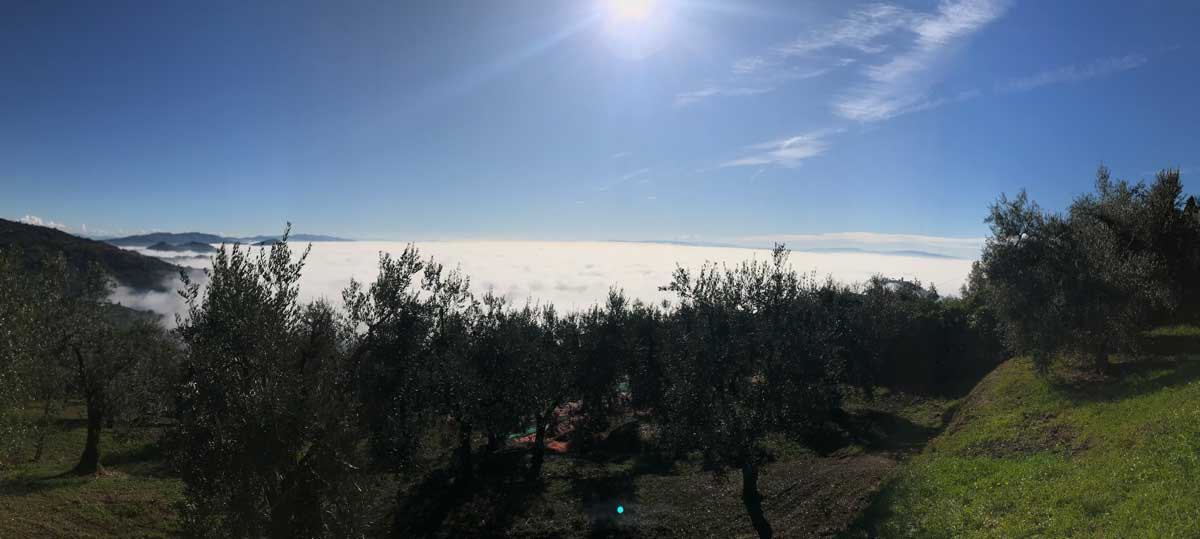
[457,422,473,483]
[32,399,53,463]
[73,395,103,475]
[529,413,548,478]
[1093,342,1112,375]
[741,461,772,539]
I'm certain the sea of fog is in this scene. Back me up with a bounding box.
[112,241,977,323]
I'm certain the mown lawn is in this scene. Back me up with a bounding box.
[852,332,1200,538]
[0,406,182,538]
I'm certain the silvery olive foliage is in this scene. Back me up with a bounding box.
[974,167,1194,372]
[174,228,373,538]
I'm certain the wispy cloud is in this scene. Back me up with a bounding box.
[1000,54,1148,92]
[834,0,1009,122]
[684,1,1006,169]
[721,129,840,169]
[610,151,632,160]
[836,88,982,123]
[775,3,919,58]
[686,0,1008,141]
[678,5,889,109]
[721,3,920,88]
[732,56,768,75]
[674,85,774,107]
[17,214,69,231]
[674,59,837,108]
[597,167,652,191]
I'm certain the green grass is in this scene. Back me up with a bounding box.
[0,405,182,538]
[853,351,1200,538]
[1145,324,1200,338]
[1142,324,1200,356]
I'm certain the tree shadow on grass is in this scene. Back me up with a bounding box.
[840,476,904,539]
[393,449,545,538]
[567,469,642,538]
[100,440,172,477]
[0,469,91,497]
[806,410,944,458]
[1052,355,1200,404]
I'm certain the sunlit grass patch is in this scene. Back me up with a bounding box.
[856,353,1200,538]
[0,404,182,538]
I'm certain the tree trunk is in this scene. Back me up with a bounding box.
[1093,346,1112,375]
[270,493,294,539]
[457,422,473,483]
[529,414,547,478]
[389,481,409,539]
[31,400,53,463]
[73,396,103,475]
[741,461,772,539]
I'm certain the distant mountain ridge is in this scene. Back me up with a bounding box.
[796,247,958,259]
[615,239,961,259]
[107,232,228,246]
[242,234,351,243]
[147,241,218,253]
[107,232,352,247]
[0,218,181,292]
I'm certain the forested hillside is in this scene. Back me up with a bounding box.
[0,218,179,291]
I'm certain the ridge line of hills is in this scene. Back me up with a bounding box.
[0,218,181,292]
[105,231,353,246]
[614,239,961,259]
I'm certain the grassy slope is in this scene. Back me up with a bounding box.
[0,405,181,538]
[854,328,1200,538]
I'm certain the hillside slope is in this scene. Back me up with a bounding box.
[852,328,1200,538]
[105,231,228,246]
[0,218,179,291]
[108,231,352,246]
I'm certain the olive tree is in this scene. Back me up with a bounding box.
[977,167,1177,373]
[0,249,33,465]
[572,291,629,448]
[658,245,843,539]
[470,294,530,456]
[69,306,173,474]
[174,232,371,538]
[418,259,479,480]
[343,246,431,473]
[0,250,170,474]
[511,305,579,477]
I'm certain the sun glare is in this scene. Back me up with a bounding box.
[599,0,674,59]
[607,0,656,24]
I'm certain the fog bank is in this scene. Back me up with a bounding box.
[114,241,976,321]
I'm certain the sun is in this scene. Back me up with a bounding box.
[598,0,673,60]
[605,0,656,24]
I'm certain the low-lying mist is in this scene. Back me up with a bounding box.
[114,241,977,324]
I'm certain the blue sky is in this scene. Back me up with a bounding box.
[2,0,1197,242]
